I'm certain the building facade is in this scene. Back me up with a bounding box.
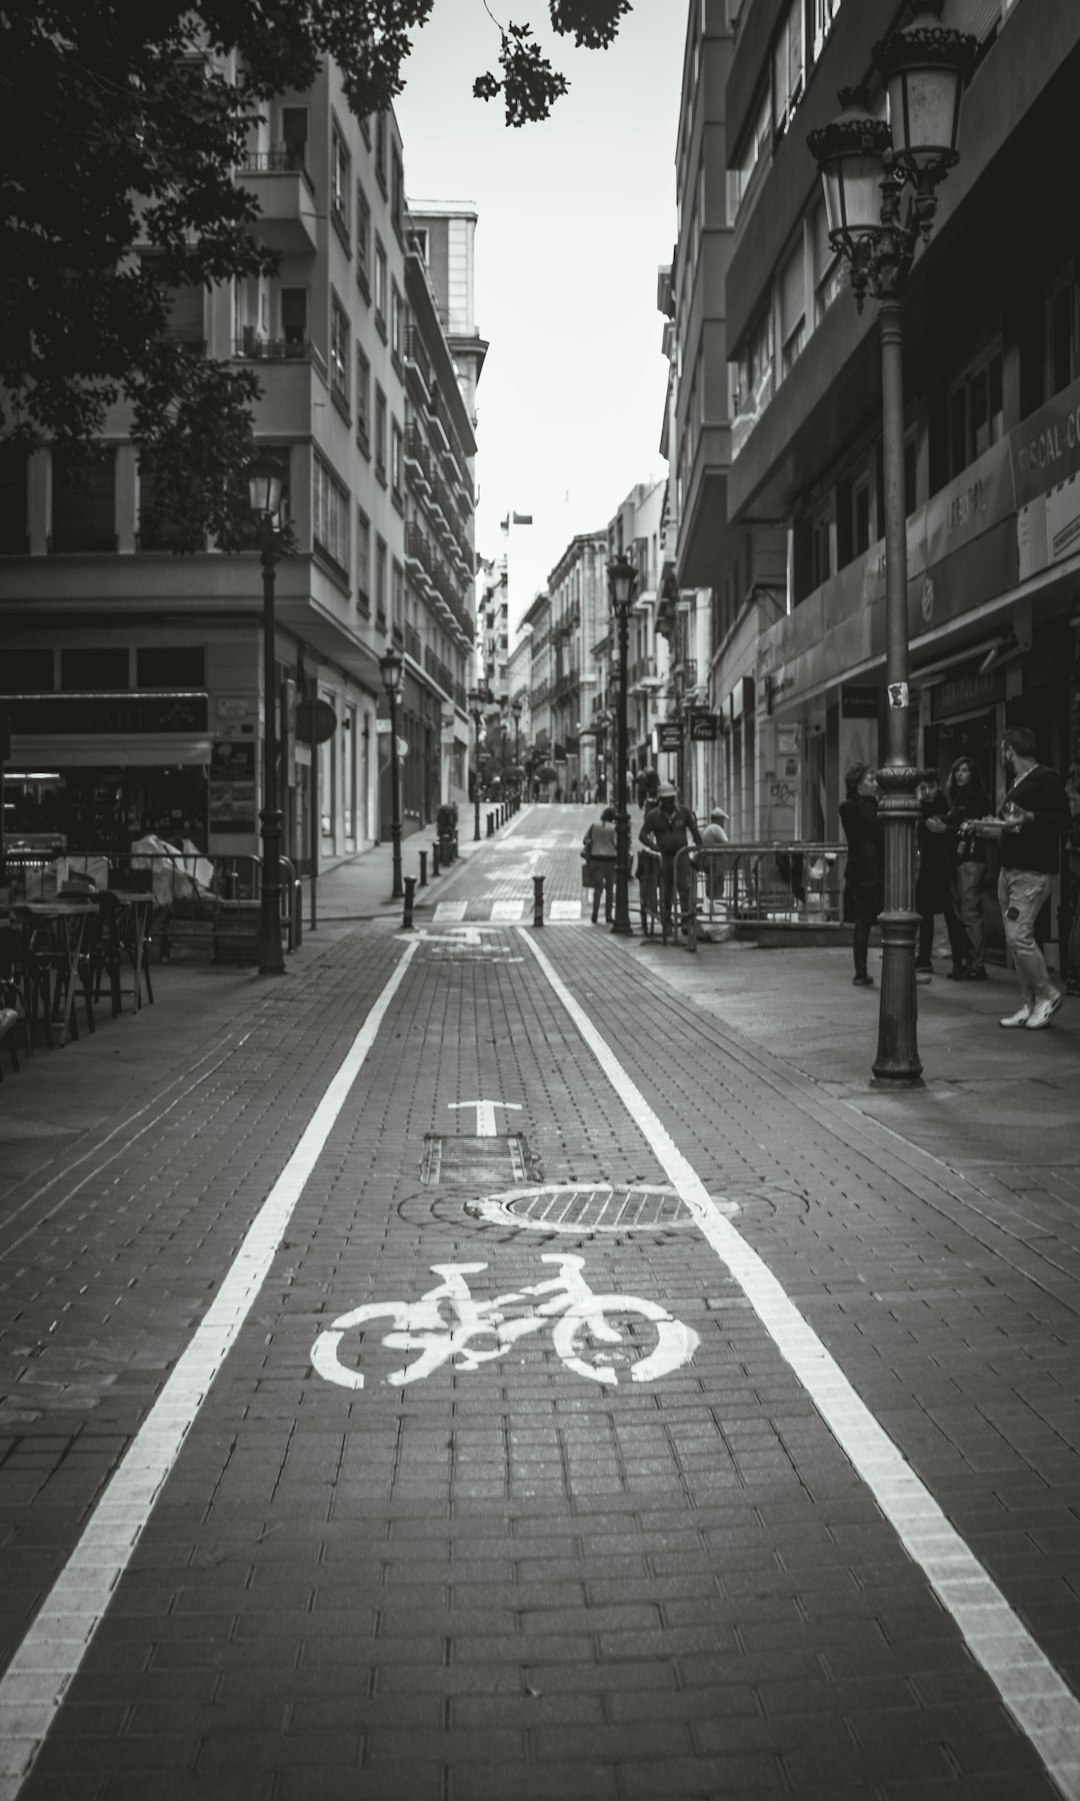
[722,0,1079,953]
[0,66,479,871]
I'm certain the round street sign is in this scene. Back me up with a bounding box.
[296,698,338,744]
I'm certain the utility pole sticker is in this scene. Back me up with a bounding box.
[887,681,909,709]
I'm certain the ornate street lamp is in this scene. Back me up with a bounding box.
[467,683,487,840]
[248,469,286,975]
[808,3,975,1088]
[512,697,523,795]
[380,646,404,899]
[607,553,638,935]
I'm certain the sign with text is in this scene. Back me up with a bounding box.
[656,721,682,752]
[689,712,721,741]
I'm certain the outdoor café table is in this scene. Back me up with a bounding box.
[96,890,155,1016]
[11,900,98,1049]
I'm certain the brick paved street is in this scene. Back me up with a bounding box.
[2,807,1079,1800]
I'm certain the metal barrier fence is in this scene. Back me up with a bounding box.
[0,852,303,958]
[637,842,848,950]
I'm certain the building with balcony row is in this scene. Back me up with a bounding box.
[0,62,482,871]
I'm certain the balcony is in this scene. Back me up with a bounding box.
[238,153,318,256]
[404,325,433,404]
[404,425,431,493]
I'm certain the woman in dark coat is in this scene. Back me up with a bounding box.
[840,763,884,986]
[944,754,992,979]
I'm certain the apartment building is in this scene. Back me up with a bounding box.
[603,485,669,792]
[724,0,1079,940]
[520,590,552,769]
[0,65,478,869]
[546,533,608,797]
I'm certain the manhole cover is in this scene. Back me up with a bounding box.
[466,1183,729,1233]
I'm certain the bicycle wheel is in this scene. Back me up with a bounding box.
[311,1301,440,1391]
[551,1296,698,1386]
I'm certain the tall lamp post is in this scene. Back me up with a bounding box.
[380,647,404,900]
[808,4,974,1088]
[249,471,286,976]
[607,553,638,935]
[512,698,522,797]
[468,683,486,840]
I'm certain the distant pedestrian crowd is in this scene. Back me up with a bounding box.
[840,726,1077,1032]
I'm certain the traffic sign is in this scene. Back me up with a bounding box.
[296,698,337,745]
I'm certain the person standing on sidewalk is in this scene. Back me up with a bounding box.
[915,769,968,983]
[944,755,991,980]
[639,783,702,937]
[840,763,883,987]
[986,726,1069,1030]
[582,806,618,924]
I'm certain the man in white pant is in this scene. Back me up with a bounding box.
[986,726,1069,1031]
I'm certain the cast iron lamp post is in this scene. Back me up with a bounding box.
[512,698,522,797]
[467,683,487,840]
[380,647,404,900]
[249,470,286,975]
[607,553,638,935]
[808,3,974,1088]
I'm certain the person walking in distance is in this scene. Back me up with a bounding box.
[984,726,1070,1029]
[944,755,991,980]
[840,763,883,987]
[915,769,968,983]
[582,806,618,924]
[638,783,702,937]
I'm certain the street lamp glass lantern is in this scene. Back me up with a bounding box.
[248,471,283,518]
[873,10,976,177]
[607,554,637,616]
[380,646,403,695]
[808,93,892,242]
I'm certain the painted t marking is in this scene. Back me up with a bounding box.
[449,1100,523,1137]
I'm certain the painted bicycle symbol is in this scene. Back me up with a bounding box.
[310,1254,699,1390]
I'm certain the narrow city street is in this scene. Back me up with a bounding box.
[2,808,1080,1800]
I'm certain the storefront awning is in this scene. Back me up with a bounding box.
[9,734,214,768]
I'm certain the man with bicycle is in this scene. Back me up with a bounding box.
[639,782,702,938]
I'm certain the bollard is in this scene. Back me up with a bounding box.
[487,812,494,837]
[418,850,428,888]
[402,875,416,930]
[533,874,545,927]
[431,842,440,878]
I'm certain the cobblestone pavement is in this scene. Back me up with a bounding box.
[1,808,1079,1800]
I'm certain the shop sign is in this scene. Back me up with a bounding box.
[1010,372,1080,507]
[209,739,256,832]
[930,666,1005,722]
[689,712,721,741]
[656,721,682,751]
[5,692,209,734]
[925,437,1015,567]
[841,685,879,718]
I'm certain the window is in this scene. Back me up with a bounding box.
[779,238,806,375]
[773,0,805,139]
[374,385,387,485]
[391,147,404,242]
[357,507,371,613]
[0,440,30,554]
[392,558,405,632]
[330,292,350,412]
[391,419,403,507]
[375,113,387,194]
[812,200,844,324]
[2,647,53,691]
[375,534,388,630]
[728,87,770,220]
[138,450,192,551]
[810,508,833,590]
[356,345,371,454]
[51,450,118,553]
[61,647,128,691]
[812,0,841,61]
[852,478,871,557]
[734,311,774,422]
[313,453,350,579]
[374,238,387,334]
[330,124,350,244]
[280,287,307,349]
[356,182,371,297]
[138,646,206,688]
[280,107,308,171]
[948,348,1003,478]
[391,283,403,368]
[1046,270,1079,399]
[410,226,429,262]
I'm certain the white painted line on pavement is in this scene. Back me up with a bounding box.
[518,927,1080,1801]
[432,900,468,921]
[548,900,583,920]
[449,1100,522,1137]
[0,940,421,1801]
[490,900,526,920]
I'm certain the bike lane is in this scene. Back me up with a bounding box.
[5,914,1078,1800]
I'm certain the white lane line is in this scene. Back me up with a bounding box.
[0,941,420,1800]
[518,927,1080,1801]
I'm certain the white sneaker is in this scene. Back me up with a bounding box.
[999,1005,1031,1028]
[1025,993,1063,1030]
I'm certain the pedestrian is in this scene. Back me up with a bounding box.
[638,782,702,937]
[915,769,968,983]
[944,754,992,980]
[840,763,883,987]
[700,806,729,904]
[635,771,649,809]
[582,806,618,924]
[982,725,1069,1029]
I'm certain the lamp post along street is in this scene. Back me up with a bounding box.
[249,474,285,976]
[607,554,638,936]
[468,684,485,840]
[381,648,404,901]
[808,5,975,1088]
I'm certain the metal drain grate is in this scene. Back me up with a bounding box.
[467,1184,701,1233]
[421,1135,533,1186]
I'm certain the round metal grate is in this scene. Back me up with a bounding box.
[466,1183,722,1233]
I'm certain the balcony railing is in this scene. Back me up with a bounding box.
[233,335,327,379]
[239,151,316,198]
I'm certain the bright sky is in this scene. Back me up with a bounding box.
[395,1,686,632]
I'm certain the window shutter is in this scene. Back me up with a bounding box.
[780,243,805,344]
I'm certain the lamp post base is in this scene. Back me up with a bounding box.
[610,809,634,935]
[871,763,922,1086]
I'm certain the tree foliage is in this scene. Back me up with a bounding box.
[0,0,631,546]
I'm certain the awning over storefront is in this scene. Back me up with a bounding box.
[9,734,213,768]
